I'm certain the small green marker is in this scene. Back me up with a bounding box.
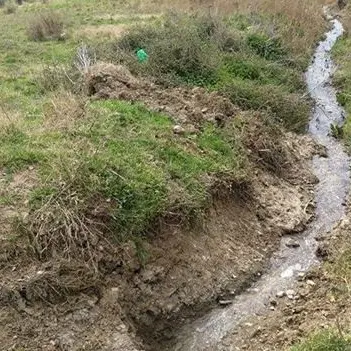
[136,48,149,63]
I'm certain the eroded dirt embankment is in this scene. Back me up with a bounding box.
[0,67,321,350]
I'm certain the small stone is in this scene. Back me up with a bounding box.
[286,289,296,299]
[244,322,253,327]
[218,299,233,306]
[270,306,275,311]
[286,238,300,248]
[276,291,285,298]
[306,279,316,286]
[297,272,305,281]
[173,125,185,135]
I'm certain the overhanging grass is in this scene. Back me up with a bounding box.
[290,330,351,351]
[333,35,351,144]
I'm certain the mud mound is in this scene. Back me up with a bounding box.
[85,62,238,127]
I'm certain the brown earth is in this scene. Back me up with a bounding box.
[0,65,322,350]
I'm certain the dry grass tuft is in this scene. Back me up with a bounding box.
[239,111,289,174]
[27,11,65,41]
[23,261,101,303]
[43,91,86,130]
[26,184,111,266]
[0,261,101,305]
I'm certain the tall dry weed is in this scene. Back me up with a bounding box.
[138,0,329,55]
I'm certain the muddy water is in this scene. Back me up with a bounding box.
[169,18,350,351]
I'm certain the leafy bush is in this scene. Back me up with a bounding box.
[114,14,224,86]
[96,12,308,132]
[27,11,65,41]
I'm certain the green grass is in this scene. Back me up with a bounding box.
[1,100,245,245]
[291,330,351,351]
[333,35,351,143]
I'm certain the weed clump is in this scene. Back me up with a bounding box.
[27,11,65,41]
[114,14,226,86]
[246,33,286,60]
[220,80,310,133]
[291,330,351,350]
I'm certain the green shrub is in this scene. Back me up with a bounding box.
[114,14,222,86]
[220,79,310,132]
[246,33,286,60]
[97,12,308,131]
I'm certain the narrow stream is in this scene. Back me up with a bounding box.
[168,17,350,351]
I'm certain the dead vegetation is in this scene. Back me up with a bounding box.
[27,11,65,41]
[43,91,86,130]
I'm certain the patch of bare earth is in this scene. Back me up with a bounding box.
[0,65,322,350]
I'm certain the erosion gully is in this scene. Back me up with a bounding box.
[145,17,350,351]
